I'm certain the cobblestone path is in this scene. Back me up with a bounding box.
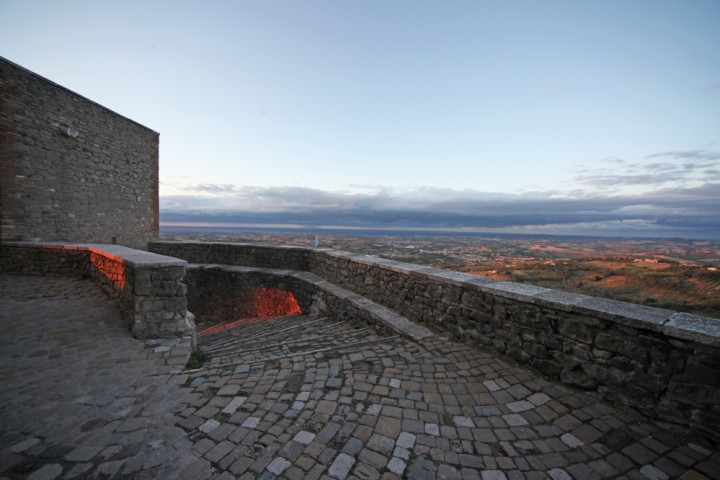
[0,275,206,479]
[1,274,719,480]
[181,315,719,480]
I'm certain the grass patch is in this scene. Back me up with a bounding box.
[186,348,207,369]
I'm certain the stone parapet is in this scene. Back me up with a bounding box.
[150,241,312,270]
[149,240,720,442]
[1,242,194,339]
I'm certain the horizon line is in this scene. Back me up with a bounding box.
[158,222,718,242]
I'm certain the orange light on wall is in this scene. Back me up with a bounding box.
[196,287,302,337]
[90,254,126,290]
[251,288,302,317]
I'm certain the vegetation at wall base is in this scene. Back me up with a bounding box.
[186,348,207,369]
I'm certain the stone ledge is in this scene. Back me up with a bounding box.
[149,241,720,348]
[2,242,186,268]
[664,312,720,347]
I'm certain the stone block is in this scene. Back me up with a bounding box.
[595,333,647,363]
[557,318,595,344]
[507,347,531,364]
[525,343,548,358]
[532,358,562,378]
[560,365,597,390]
[664,313,720,347]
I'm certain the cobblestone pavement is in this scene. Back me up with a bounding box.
[0,275,208,479]
[2,274,719,480]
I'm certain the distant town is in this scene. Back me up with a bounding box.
[161,227,720,319]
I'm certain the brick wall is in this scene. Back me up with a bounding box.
[0,57,158,249]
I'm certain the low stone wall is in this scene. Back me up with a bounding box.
[151,241,311,270]
[185,265,313,324]
[1,242,195,339]
[184,264,434,341]
[150,240,720,442]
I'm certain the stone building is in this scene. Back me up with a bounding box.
[0,56,158,249]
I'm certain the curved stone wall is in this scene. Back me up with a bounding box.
[1,242,195,339]
[182,264,434,340]
[184,265,313,326]
[149,241,720,442]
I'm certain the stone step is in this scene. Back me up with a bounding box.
[203,322,371,358]
[207,331,382,364]
[192,311,401,371]
[199,315,330,352]
[205,333,401,371]
[197,312,305,340]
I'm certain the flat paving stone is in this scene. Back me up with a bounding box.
[407,456,437,479]
[2,273,718,480]
[26,463,63,480]
[0,275,206,479]
[387,456,406,475]
[328,452,355,479]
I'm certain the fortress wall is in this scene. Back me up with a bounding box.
[0,57,159,249]
[1,242,194,340]
[150,240,720,442]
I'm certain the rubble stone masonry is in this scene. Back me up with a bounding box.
[0,57,158,249]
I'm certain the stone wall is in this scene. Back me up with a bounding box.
[149,240,720,442]
[0,57,159,249]
[183,264,433,341]
[154,241,312,270]
[1,242,194,340]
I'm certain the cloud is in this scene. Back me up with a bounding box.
[160,182,720,239]
[159,149,720,238]
[644,150,720,162]
[572,149,720,191]
[191,184,240,194]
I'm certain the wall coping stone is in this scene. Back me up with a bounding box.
[572,296,672,331]
[3,242,186,268]
[150,241,720,348]
[665,312,720,347]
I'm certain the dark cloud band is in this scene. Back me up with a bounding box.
[159,183,720,238]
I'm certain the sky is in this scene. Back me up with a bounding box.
[2,0,719,239]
